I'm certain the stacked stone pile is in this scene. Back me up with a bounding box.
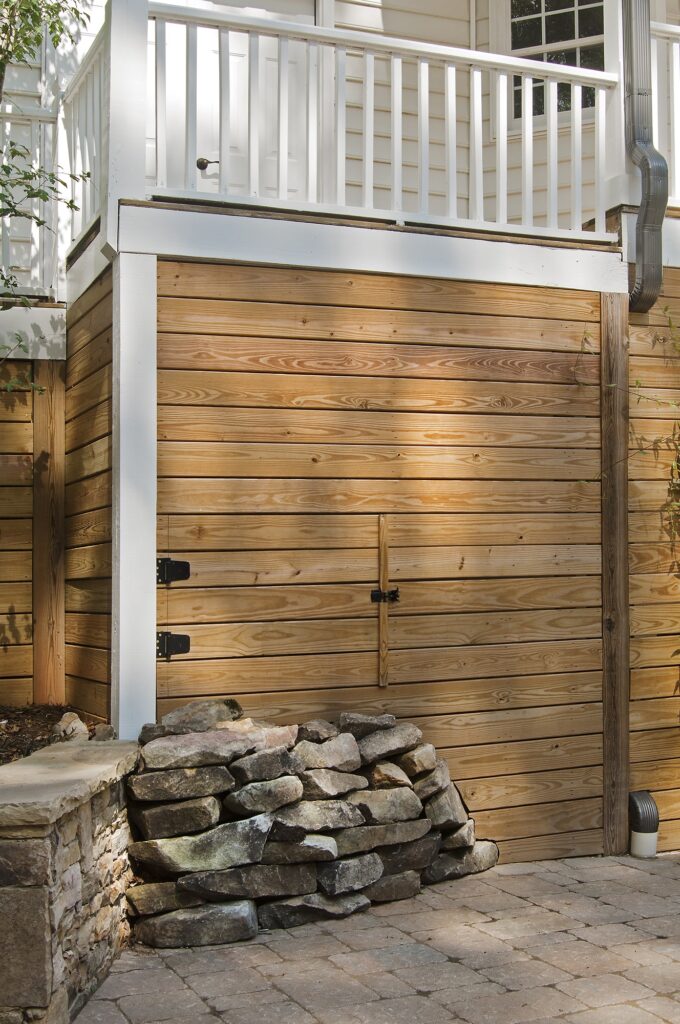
[126,700,498,947]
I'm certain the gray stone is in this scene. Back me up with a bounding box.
[257,892,369,929]
[130,796,221,839]
[92,724,117,741]
[0,837,49,885]
[262,834,338,863]
[126,882,204,916]
[338,712,396,738]
[221,718,299,751]
[135,901,257,947]
[424,783,468,831]
[138,723,168,744]
[142,731,255,770]
[230,745,303,784]
[413,760,450,801]
[398,744,437,777]
[178,863,317,899]
[293,734,361,772]
[160,698,243,733]
[335,818,432,856]
[378,833,442,874]
[271,800,364,839]
[421,840,499,884]
[297,719,338,743]
[127,765,236,802]
[129,814,272,876]
[357,723,422,764]
[347,787,423,825]
[441,817,475,851]
[368,762,413,789]
[299,769,368,799]
[0,886,51,1006]
[53,711,89,741]
[224,775,303,815]
[317,852,383,895]
[363,870,421,902]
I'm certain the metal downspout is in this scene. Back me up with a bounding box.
[624,0,668,312]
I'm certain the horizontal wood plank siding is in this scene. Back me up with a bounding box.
[157,261,604,862]
[629,267,680,851]
[65,268,113,721]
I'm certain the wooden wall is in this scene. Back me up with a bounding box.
[156,260,605,863]
[629,266,680,853]
[64,268,113,721]
[0,360,33,705]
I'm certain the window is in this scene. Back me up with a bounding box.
[508,1,605,117]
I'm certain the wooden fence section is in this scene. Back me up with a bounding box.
[0,360,33,705]
[629,266,680,853]
[156,261,604,863]
[64,268,113,721]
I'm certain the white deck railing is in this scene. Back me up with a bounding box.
[652,21,680,207]
[0,106,59,297]
[146,4,618,241]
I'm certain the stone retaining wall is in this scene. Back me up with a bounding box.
[0,742,139,1023]
[126,703,499,946]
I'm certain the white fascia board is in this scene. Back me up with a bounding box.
[623,212,680,269]
[0,305,66,359]
[67,228,112,305]
[119,204,628,294]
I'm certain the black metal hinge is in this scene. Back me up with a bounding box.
[156,557,191,585]
[156,631,191,659]
[371,587,400,604]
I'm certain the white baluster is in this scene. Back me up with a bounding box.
[249,33,260,197]
[30,121,40,289]
[185,23,198,190]
[155,19,167,188]
[594,86,606,233]
[391,54,402,214]
[335,46,346,205]
[470,65,483,223]
[92,56,101,211]
[496,71,508,225]
[219,28,231,194]
[86,68,96,218]
[522,75,533,227]
[445,64,457,220]
[546,77,558,230]
[651,35,659,149]
[671,40,680,199]
[278,36,289,200]
[362,51,374,209]
[307,41,319,203]
[78,84,88,225]
[571,82,582,231]
[418,58,429,216]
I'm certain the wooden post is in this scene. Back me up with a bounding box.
[601,291,630,855]
[32,360,65,705]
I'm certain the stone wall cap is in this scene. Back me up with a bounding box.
[0,742,140,826]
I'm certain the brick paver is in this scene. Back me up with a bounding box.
[77,853,680,1024]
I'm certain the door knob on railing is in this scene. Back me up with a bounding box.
[196,157,220,170]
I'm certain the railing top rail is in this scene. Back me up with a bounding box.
[62,23,107,105]
[148,2,618,87]
[0,104,58,122]
[651,20,680,40]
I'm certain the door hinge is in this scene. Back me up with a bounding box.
[156,631,191,659]
[371,587,400,604]
[156,557,191,585]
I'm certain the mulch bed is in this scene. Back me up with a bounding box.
[0,705,90,766]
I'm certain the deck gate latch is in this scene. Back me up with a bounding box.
[156,557,191,585]
[156,631,191,659]
[370,587,400,604]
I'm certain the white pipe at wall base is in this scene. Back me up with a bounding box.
[630,829,658,858]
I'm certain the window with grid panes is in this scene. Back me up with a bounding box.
[510,0,604,116]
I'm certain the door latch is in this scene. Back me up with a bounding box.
[371,587,400,604]
[156,631,191,659]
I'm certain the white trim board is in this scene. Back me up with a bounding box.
[111,252,158,741]
[0,305,66,360]
[118,204,628,293]
[66,227,112,306]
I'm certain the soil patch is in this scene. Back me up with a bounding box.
[0,705,92,766]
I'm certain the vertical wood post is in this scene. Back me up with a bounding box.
[111,253,157,739]
[32,360,65,705]
[601,291,630,855]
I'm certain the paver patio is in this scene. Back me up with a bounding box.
[77,854,680,1024]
